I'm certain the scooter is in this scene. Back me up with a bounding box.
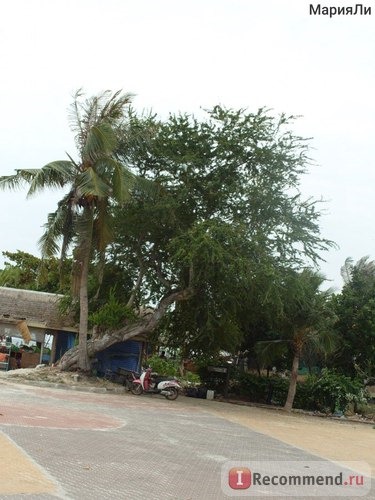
[130,367,181,400]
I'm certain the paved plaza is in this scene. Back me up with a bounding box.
[0,380,373,499]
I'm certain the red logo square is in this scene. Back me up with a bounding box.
[228,467,251,489]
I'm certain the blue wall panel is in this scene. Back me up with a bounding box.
[96,340,142,375]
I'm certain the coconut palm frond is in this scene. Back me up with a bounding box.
[0,169,39,190]
[83,123,118,161]
[70,89,133,155]
[38,207,71,257]
[356,256,375,277]
[27,161,74,197]
[38,190,77,257]
[305,325,338,358]
[65,152,80,169]
[109,160,136,203]
[340,257,354,284]
[93,199,114,252]
[99,90,134,123]
[255,339,289,367]
[75,167,112,199]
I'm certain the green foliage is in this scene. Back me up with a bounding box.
[227,369,368,414]
[305,369,369,413]
[228,372,290,405]
[331,257,375,377]
[0,90,148,370]
[0,95,336,369]
[88,289,136,329]
[181,371,201,385]
[253,268,337,410]
[113,106,335,358]
[232,372,274,402]
[0,250,71,293]
[145,354,178,376]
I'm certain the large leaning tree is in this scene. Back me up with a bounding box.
[70,106,334,368]
[0,90,140,371]
[0,98,334,371]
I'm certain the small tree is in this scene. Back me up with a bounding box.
[332,256,375,377]
[0,250,71,293]
[256,269,337,411]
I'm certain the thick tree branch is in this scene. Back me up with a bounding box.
[150,246,172,289]
[58,285,194,371]
[126,248,145,308]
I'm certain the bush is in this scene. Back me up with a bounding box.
[89,289,136,329]
[145,354,178,377]
[215,368,370,414]
[230,372,289,404]
[292,375,318,411]
[181,371,201,385]
[306,369,369,413]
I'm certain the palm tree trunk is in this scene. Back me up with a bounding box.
[284,351,300,411]
[77,209,93,371]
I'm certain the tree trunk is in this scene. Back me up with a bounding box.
[77,209,93,372]
[284,351,300,412]
[58,287,192,371]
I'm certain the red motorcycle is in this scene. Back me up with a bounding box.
[130,367,181,400]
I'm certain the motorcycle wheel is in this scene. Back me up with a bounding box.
[165,387,179,400]
[130,383,143,395]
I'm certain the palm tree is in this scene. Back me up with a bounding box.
[0,90,139,371]
[256,269,337,411]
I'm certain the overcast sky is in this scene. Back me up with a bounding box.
[0,0,374,290]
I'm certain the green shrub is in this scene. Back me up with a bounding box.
[307,369,369,413]
[212,368,370,413]
[293,375,318,411]
[230,372,289,404]
[145,354,178,377]
[89,289,136,329]
[181,371,201,385]
[267,377,289,405]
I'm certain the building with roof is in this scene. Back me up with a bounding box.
[0,286,77,367]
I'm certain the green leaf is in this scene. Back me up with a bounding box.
[76,167,111,198]
[83,123,117,161]
[26,161,75,197]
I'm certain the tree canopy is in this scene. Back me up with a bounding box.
[331,256,375,377]
[0,250,70,293]
[0,94,336,370]
[106,106,335,357]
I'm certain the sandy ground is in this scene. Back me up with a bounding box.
[201,400,375,477]
[0,432,57,495]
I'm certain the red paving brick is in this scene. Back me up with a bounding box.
[0,401,124,429]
